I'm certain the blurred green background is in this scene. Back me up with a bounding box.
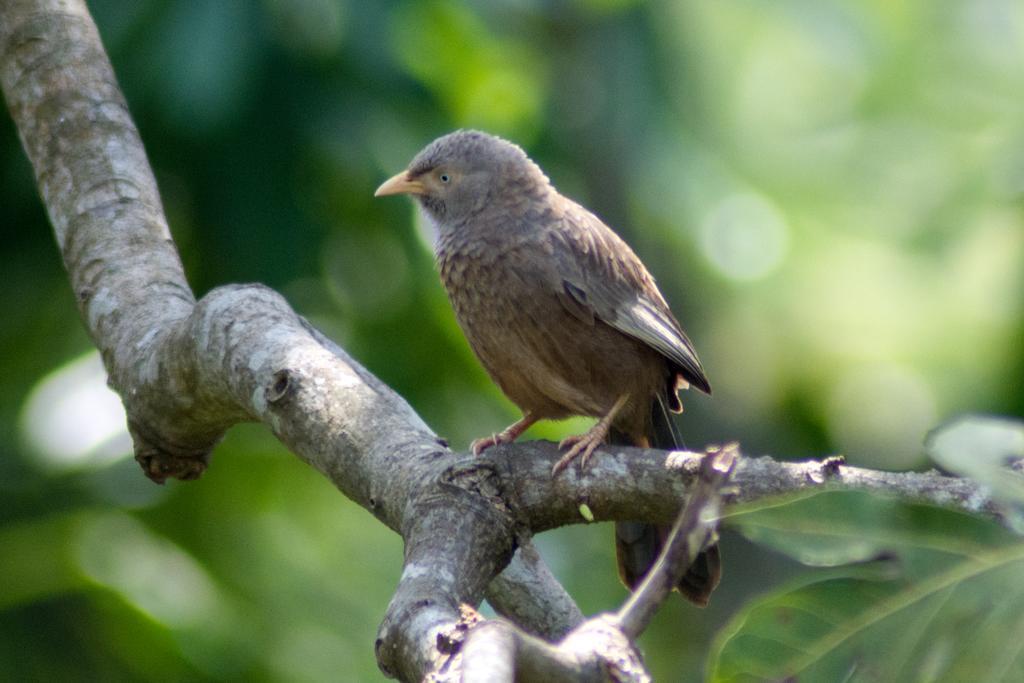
[2,0,1022,680]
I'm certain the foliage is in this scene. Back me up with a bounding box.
[713,491,1024,682]
[928,416,1024,521]
[2,0,1022,680]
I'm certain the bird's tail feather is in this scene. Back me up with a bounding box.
[612,396,721,606]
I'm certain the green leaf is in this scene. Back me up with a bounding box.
[927,415,1024,506]
[710,542,1024,682]
[725,490,1017,570]
[711,490,1024,682]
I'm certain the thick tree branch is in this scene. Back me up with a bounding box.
[2,2,1015,681]
[0,0,574,670]
[485,537,585,640]
[444,612,646,683]
[439,445,738,682]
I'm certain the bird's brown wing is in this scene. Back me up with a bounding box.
[546,202,711,395]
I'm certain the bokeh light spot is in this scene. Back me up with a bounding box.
[20,351,131,471]
[75,513,224,630]
[699,192,790,281]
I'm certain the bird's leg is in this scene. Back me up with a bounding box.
[553,394,630,475]
[471,412,539,455]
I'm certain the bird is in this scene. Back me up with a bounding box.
[375,130,719,605]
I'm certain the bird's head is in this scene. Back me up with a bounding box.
[375,130,549,227]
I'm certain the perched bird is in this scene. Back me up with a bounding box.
[375,130,719,604]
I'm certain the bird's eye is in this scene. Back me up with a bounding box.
[439,173,451,183]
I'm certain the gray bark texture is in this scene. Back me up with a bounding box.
[0,1,1012,680]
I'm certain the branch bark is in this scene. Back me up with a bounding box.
[0,1,582,676]
[1,1,1015,681]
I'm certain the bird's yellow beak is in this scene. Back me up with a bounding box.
[374,171,425,197]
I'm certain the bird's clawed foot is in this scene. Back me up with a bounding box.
[552,394,630,476]
[552,429,606,475]
[471,413,539,456]
[471,433,504,455]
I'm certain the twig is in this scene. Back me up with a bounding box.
[616,443,737,639]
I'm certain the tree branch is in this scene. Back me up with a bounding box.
[439,445,738,682]
[488,442,1007,533]
[0,0,574,671]
[1,2,1014,681]
[616,443,736,639]
[485,537,585,641]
